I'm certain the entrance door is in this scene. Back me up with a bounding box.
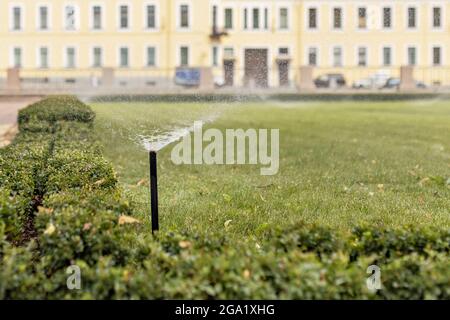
[278,60,289,87]
[224,60,234,86]
[244,49,268,88]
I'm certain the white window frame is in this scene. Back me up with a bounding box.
[176,2,192,31]
[37,46,50,68]
[406,45,418,66]
[117,3,132,31]
[305,6,319,30]
[381,6,393,30]
[64,46,77,68]
[177,45,191,67]
[306,46,319,66]
[331,6,344,31]
[89,3,105,31]
[277,4,291,31]
[90,46,103,68]
[430,5,443,30]
[36,4,52,31]
[356,6,368,30]
[10,46,23,68]
[224,7,234,30]
[143,1,159,31]
[431,45,443,66]
[356,46,368,67]
[10,4,25,31]
[145,45,158,67]
[118,46,130,68]
[381,46,393,66]
[406,5,418,30]
[63,4,80,31]
[331,46,343,67]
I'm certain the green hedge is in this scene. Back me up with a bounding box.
[0,95,449,299]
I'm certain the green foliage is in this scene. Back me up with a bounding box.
[0,97,449,299]
[18,95,95,126]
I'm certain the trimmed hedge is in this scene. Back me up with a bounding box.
[0,96,449,299]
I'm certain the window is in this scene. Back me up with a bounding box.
[65,6,76,30]
[13,47,22,67]
[224,47,234,58]
[308,8,317,29]
[264,8,269,29]
[433,47,441,66]
[253,8,260,29]
[146,5,156,29]
[39,47,49,68]
[279,47,289,55]
[120,5,129,29]
[92,6,102,30]
[308,47,317,66]
[358,47,367,66]
[212,46,219,66]
[408,7,416,28]
[120,47,129,67]
[382,47,392,66]
[180,46,189,66]
[333,8,342,29]
[433,7,441,28]
[224,8,233,29]
[39,6,49,30]
[407,47,417,66]
[358,8,367,29]
[180,5,189,28]
[147,47,156,66]
[333,47,342,67]
[279,8,288,29]
[244,8,248,29]
[383,7,392,28]
[66,47,76,68]
[12,7,22,30]
[93,47,102,67]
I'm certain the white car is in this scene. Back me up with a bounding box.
[353,72,391,89]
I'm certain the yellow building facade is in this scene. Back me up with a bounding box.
[0,0,449,89]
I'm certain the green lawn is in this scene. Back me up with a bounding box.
[91,100,450,240]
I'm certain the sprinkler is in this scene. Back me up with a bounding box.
[149,151,159,233]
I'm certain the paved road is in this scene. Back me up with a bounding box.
[0,97,41,146]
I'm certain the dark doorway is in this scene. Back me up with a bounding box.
[244,49,268,88]
[278,60,290,87]
[224,59,234,86]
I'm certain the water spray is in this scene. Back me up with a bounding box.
[149,150,159,233]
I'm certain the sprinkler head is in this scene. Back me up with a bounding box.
[149,151,159,233]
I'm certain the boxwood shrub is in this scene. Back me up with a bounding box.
[0,95,449,299]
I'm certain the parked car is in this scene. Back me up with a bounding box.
[381,78,428,89]
[314,74,346,88]
[353,72,390,89]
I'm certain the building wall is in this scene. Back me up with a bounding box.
[0,0,449,88]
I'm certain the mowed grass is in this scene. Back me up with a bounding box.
[91,100,450,239]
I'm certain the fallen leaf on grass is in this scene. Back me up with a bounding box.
[94,179,106,186]
[38,206,54,215]
[179,240,192,249]
[137,179,148,186]
[224,220,232,229]
[118,215,141,225]
[44,223,56,235]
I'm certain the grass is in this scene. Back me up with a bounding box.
[91,100,450,240]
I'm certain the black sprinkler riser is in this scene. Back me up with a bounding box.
[149,151,159,233]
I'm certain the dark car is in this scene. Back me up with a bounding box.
[382,77,427,89]
[314,74,346,88]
